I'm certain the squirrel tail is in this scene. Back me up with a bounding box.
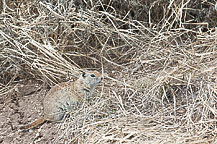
[20,118,46,130]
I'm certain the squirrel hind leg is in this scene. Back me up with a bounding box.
[20,118,46,130]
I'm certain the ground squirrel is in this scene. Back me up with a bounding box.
[21,71,102,130]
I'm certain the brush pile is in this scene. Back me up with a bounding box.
[0,0,216,143]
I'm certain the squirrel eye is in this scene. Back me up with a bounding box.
[90,74,96,77]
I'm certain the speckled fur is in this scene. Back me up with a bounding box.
[21,71,102,130]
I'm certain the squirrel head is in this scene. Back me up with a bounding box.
[79,70,102,89]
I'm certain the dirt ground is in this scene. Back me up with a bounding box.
[0,81,67,144]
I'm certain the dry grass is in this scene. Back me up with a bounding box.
[0,0,217,143]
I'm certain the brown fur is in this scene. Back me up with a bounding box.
[20,118,45,130]
[21,71,102,130]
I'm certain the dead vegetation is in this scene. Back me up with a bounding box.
[0,0,217,143]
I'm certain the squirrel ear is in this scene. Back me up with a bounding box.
[82,72,86,78]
